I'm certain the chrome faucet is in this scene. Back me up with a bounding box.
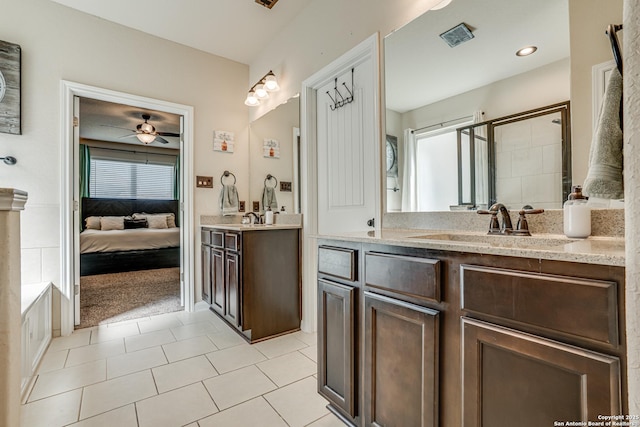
[243,212,261,224]
[478,203,513,235]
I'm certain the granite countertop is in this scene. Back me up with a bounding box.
[203,223,302,231]
[316,229,625,267]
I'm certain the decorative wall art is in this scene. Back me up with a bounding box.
[263,138,280,158]
[0,40,21,135]
[213,130,235,153]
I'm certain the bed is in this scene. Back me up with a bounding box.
[80,198,181,276]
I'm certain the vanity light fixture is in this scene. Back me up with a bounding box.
[516,46,538,57]
[430,0,453,10]
[244,70,280,106]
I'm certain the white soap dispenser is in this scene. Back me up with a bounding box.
[265,206,274,225]
[563,185,591,238]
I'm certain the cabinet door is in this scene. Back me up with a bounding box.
[462,318,621,427]
[225,251,241,328]
[364,291,439,427]
[318,279,358,420]
[201,244,212,305]
[211,248,225,315]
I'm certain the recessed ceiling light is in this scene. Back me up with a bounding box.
[516,46,538,57]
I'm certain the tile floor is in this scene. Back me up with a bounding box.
[21,308,344,427]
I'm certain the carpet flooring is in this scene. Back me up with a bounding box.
[78,267,182,329]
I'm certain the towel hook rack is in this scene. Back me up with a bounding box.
[606,24,623,74]
[264,174,278,188]
[1,156,17,166]
[326,68,355,111]
[221,170,236,185]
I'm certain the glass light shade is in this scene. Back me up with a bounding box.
[136,133,156,144]
[255,84,269,99]
[244,91,260,106]
[430,0,453,10]
[264,74,280,91]
[140,122,154,133]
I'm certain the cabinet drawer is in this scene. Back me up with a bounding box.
[365,252,441,304]
[460,265,619,347]
[211,231,224,248]
[224,232,240,251]
[318,246,357,282]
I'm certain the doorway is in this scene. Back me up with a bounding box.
[60,81,195,337]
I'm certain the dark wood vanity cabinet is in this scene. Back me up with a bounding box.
[317,239,627,427]
[317,244,361,426]
[202,227,301,342]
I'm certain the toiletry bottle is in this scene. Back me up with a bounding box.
[265,206,274,225]
[563,185,591,238]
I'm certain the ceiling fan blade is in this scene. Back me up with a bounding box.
[101,124,136,132]
[155,136,171,144]
[118,133,138,139]
[157,131,180,137]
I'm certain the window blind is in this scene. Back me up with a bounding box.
[89,149,176,200]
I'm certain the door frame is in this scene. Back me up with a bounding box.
[300,33,381,332]
[59,80,195,336]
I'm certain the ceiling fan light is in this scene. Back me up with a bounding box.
[244,91,260,106]
[140,122,154,133]
[264,72,279,91]
[255,84,269,99]
[136,133,156,144]
[430,0,453,10]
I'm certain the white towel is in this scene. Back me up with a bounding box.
[219,184,239,216]
[262,186,278,211]
[583,68,624,199]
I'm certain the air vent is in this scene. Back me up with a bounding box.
[440,23,474,48]
[255,0,279,9]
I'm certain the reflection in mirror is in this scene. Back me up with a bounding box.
[384,0,570,212]
[249,96,300,214]
[457,102,571,210]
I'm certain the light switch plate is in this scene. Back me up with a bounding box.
[196,176,213,188]
[253,201,260,212]
[239,201,245,212]
[280,181,292,192]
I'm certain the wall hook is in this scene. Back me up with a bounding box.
[326,68,355,111]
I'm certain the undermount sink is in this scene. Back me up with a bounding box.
[409,233,580,249]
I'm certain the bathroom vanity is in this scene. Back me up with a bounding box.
[201,224,301,342]
[316,230,626,427]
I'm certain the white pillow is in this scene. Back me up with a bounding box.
[100,216,125,231]
[147,215,169,229]
[85,216,101,230]
[133,212,177,228]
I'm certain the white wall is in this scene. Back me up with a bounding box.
[0,0,249,335]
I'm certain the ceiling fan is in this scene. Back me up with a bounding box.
[111,113,180,145]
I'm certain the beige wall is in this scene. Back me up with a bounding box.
[0,0,249,334]
[569,0,624,186]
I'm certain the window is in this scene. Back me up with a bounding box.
[89,148,177,200]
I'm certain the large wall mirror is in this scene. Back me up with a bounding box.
[384,0,573,212]
[248,96,300,214]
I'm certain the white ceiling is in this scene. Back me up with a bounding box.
[49,0,314,65]
[385,0,570,113]
[79,98,181,149]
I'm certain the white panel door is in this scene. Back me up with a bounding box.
[317,58,377,234]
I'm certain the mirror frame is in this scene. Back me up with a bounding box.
[456,101,572,208]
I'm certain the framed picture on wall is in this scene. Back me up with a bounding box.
[386,134,398,177]
[0,40,21,135]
